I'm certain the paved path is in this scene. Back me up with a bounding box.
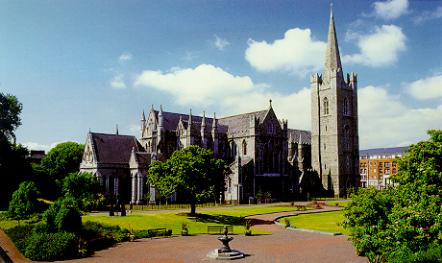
[56,206,366,263]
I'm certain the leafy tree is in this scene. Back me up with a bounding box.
[148,145,229,214]
[0,93,31,209]
[62,172,104,211]
[0,92,22,143]
[8,181,42,222]
[38,142,84,197]
[343,130,442,262]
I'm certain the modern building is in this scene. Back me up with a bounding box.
[359,147,409,188]
[80,9,359,203]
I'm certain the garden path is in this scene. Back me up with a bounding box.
[55,206,366,263]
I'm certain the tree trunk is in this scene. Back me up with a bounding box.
[190,202,196,215]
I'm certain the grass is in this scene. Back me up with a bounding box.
[83,204,303,235]
[279,211,349,235]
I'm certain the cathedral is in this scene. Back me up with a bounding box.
[80,11,359,204]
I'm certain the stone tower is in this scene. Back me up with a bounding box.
[311,9,359,196]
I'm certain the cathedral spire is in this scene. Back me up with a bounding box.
[324,4,343,81]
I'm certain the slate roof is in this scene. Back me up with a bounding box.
[218,109,268,137]
[90,132,143,164]
[360,147,409,158]
[288,129,311,145]
[154,110,215,132]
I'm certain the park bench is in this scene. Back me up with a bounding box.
[207,225,233,234]
[295,204,307,211]
[147,228,168,237]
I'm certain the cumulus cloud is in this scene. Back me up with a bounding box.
[373,0,408,20]
[134,64,254,106]
[343,25,406,67]
[134,64,311,129]
[212,35,230,51]
[245,28,326,75]
[110,74,127,89]
[358,85,442,148]
[405,75,442,100]
[413,6,442,24]
[119,52,132,62]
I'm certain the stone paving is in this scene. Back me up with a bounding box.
[0,205,367,263]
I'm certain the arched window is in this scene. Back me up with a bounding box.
[343,97,349,115]
[242,140,247,156]
[323,97,329,115]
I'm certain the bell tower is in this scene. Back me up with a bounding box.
[311,7,359,196]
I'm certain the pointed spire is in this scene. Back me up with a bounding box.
[158,105,163,129]
[324,4,343,81]
[201,111,206,128]
[116,124,119,135]
[188,108,192,127]
[212,112,217,127]
[269,99,273,109]
[141,110,146,121]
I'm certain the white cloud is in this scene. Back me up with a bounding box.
[213,35,230,51]
[134,64,311,129]
[110,74,127,89]
[134,64,254,106]
[245,28,326,75]
[119,52,132,62]
[343,25,406,67]
[413,6,442,24]
[373,0,408,20]
[358,85,442,148]
[405,75,442,100]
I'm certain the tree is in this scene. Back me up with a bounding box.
[0,93,30,209]
[8,181,42,222]
[38,142,84,197]
[343,130,442,262]
[147,145,229,215]
[0,92,22,143]
[62,172,103,211]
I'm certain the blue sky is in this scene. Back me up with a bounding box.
[0,0,441,151]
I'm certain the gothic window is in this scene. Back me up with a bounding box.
[242,140,247,156]
[343,97,350,116]
[323,97,329,115]
[344,125,350,150]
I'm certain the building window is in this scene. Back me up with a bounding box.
[323,97,329,115]
[343,97,349,115]
[242,140,247,156]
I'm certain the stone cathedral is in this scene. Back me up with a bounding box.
[80,11,359,203]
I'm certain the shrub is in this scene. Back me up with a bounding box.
[4,224,33,252]
[181,223,189,236]
[284,218,290,228]
[43,196,82,233]
[55,206,82,233]
[7,181,43,222]
[24,231,78,261]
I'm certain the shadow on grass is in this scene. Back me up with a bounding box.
[177,213,243,225]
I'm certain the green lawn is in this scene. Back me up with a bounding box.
[279,211,349,235]
[83,204,302,235]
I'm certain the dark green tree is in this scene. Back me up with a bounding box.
[37,142,84,198]
[148,145,229,214]
[343,130,442,262]
[0,93,31,209]
[7,181,42,222]
[0,92,22,143]
[62,172,103,211]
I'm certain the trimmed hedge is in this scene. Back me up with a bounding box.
[24,231,78,261]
